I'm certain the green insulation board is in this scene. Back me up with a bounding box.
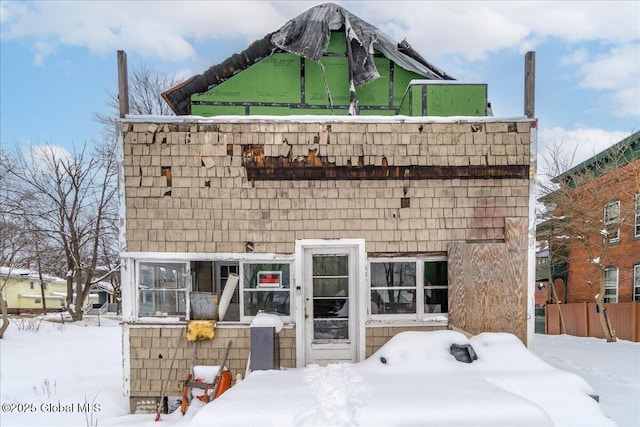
[190,31,479,117]
[398,83,488,117]
[191,53,301,105]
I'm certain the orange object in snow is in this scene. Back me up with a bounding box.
[214,370,232,399]
[180,369,233,415]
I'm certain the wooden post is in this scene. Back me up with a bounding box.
[118,50,129,118]
[524,51,535,118]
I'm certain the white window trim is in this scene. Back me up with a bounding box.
[604,266,619,303]
[122,252,294,323]
[604,200,621,243]
[368,256,448,322]
[135,260,190,321]
[634,264,640,302]
[635,193,640,239]
[239,260,293,323]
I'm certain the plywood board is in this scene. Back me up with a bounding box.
[448,218,528,343]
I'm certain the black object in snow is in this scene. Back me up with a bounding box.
[450,343,478,363]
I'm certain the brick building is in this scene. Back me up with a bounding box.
[538,131,640,304]
[118,3,537,413]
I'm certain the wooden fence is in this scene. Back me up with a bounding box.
[545,302,640,342]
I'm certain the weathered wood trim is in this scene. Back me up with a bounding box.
[245,164,529,180]
[117,50,129,118]
[524,51,535,118]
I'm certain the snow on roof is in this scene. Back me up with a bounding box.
[121,113,532,125]
[91,281,115,293]
[18,293,65,300]
[0,267,66,284]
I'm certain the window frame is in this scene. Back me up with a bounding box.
[369,258,420,320]
[136,260,190,319]
[604,200,620,243]
[239,260,293,323]
[634,264,640,302]
[368,256,448,321]
[604,266,618,303]
[423,260,449,315]
[634,193,640,239]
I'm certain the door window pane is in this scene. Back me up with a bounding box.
[312,255,349,340]
[314,319,349,340]
[313,255,348,276]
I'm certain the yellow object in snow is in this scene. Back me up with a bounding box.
[187,320,216,342]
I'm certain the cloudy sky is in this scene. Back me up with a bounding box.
[1,1,638,168]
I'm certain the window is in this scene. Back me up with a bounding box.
[635,193,640,238]
[135,259,293,321]
[30,282,34,289]
[604,201,620,243]
[604,267,618,303]
[242,263,291,319]
[424,261,448,314]
[370,259,447,319]
[634,264,640,302]
[370,262,416,315]
[138,262,187,317]
[43,283,47,290]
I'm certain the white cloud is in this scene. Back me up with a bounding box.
[353,2,531,61]
[2,1,637,118]
[561,48,589,66]
[346,1,639,60]
[575,43,640,117]
[29,144,72,173]
[538,127,631,170]
[0,1,292,62]
[32,40,57,66]
[3,1,638,64]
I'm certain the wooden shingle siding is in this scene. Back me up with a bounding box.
[121,118,533,255]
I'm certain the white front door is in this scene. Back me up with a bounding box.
[302,246,358,365]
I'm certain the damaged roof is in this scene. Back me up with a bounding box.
[162,2,454,115]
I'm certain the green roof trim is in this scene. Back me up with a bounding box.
[554,130,640,185]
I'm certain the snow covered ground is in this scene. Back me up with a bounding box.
[0,314,637,427]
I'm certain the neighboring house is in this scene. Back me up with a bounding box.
[118,3,537,412]
[0,267,101,313]
[90,281,115,305]
[0,267,68,311]
[539,131,640,304]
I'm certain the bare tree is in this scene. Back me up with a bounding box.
[0,217,31,337]
[538,136,640,342]
[1,143,118,321]
[91,63,179,310]
[94,63,178,136]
